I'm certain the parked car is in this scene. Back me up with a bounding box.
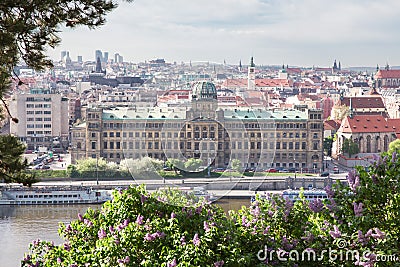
[333,166,339,174]
[279,169,289,173]
[264,168,277,173]
[320,171,330,177]
[288,167,297,172]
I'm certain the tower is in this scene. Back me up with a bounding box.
[248,57,256,91]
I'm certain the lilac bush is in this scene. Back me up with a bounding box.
[22,153,400,266]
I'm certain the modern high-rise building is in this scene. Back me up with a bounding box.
[95,50,103,62]
[61,51,67,62]
[114,53,123,63]
[103,52,109,63]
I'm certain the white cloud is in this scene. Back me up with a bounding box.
[48,0,400,66]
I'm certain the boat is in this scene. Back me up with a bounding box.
[0,185,112,205]
[282,189,328,202]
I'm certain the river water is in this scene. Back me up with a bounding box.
[0,199,249,267]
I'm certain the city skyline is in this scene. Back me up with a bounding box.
[47,0,400,68]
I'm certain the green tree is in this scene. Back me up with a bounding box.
[230,159,242,172]
[0,0,132,184]
[341,138,359,158]
[165,158,185,174]
[323,136,333,156]
[184,158,203,172]
[120,157,163,179]
[0,135,38,186]
[388,139,400,154]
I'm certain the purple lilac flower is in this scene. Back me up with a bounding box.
[84,219,92,227]
[195,206,203,214]
[392,151,397,163]
[144,233,155,242]
[371,174,378,184]
[167,258,177,267]
[117,256,130,264]
[326,198,337,211]
[140,194,148,204]
[136,215,144,225]
[77,213,83,222]
[371,228,385,239]
[193,233,201,246]
[64,242,71,251]
[214,260,224,267]
[358,230,368,246]
[347,170,360,191]
[57,258,62,263]
[353,202,363,217]
[324,185,335,198]
[329,225,341,238]
[109,226,114,233]
[180,236,186,245]
[309,198,324,213]
[170,212,176,219]
[98,228,107,239]
[252,206,261,217]
[204,221,210,232]
[65,224,72,232]
[263,226,270,235]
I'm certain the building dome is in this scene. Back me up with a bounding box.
[192,81,217,100]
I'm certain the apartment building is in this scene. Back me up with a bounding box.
[9,88,69,152]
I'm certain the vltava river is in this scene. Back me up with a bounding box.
[0,199,249,266]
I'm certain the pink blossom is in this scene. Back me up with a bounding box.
[193,233,201,246]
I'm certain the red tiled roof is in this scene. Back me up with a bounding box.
[375,70,400,79]
[339,115,400,133]
[324,120,341,130]
[337,96,385,109]
[222,78,291,88]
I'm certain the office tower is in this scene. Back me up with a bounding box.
[61,51,67,61]
[95,50,103,62]
[103,52,109,63]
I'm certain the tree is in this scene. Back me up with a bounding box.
[0,135,38,186]
[121,157,163,179]
[388,139,400,154]
[323,136,333,156]
[184,158,203,172]
[341,138,359,158]
[0,0,132,184]
[230,159,242,172]
[165,158,185,174]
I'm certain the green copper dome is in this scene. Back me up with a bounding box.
[192,81,217,100]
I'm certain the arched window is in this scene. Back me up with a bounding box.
[384,135,389,152]
[366,136,371,153]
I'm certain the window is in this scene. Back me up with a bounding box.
[116,142,121,149]
[283,142,287,149]
[313,133,318,139]
[110,132,114,137]
[103,132,108,137]
[91,142,96,150]
[116,132,121,137]
[302,142,306,149]
[104,142,108,149]
[276,142,280,149]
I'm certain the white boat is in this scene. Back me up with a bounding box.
[282,189,328,202]
[0,186,112,205]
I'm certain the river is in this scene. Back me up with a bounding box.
[0,199,249,267]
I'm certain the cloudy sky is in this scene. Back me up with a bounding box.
[48,0,400,68]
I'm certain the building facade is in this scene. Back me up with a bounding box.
[9,88,69,152]
[71,81,324,171]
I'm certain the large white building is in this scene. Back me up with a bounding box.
[9,88,69,152]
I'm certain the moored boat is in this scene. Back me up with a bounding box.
[0,185,112,205]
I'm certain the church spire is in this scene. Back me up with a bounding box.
[250,56,255,67]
